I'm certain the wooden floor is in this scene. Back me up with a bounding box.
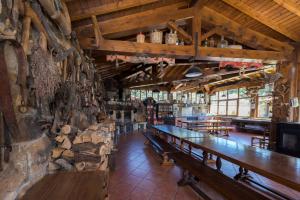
[22,171,108,200]
[110,130,300,200]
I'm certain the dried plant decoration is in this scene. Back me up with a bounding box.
[30,45,61,101]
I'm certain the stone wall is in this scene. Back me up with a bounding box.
[0,134,51,200]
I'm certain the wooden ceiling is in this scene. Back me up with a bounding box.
[66,0,300,91]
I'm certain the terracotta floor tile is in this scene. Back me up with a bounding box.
[110,131,300,200]
[128,187,153,200]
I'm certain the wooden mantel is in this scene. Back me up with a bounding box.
[80,38,288,62]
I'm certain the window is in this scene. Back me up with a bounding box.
[219,90,227,100]
[153,92,159,101]
[218,101,227,115]
[131,90,136,99]
[136,90,141,99]
[227,100,237,115]
[140,90,146,100]
[258,96,272,118]
[257,84,273,118]
[146,90,152,98]
[238,98,251,117]
[228,89,238,99]
[208,85,272,118]
[209,88,250,117]
[191,93,197,104]
[210,100,218,114]
[239,88,248,98]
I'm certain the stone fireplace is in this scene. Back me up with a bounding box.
[0,134,51,200]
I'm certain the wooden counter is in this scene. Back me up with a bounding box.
[21,171,108,200]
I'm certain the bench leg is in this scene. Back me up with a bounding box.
[177,169,191,186]
[161,153,174,166]
[144,140,150,145]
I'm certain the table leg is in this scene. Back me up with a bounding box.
[216,156,222,173]
[202,151,208,165]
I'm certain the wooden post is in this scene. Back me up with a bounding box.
[290,47,300,122]
[192,12,201,45]
[270,62,291,149]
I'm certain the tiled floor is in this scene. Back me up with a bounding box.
[109,132,203,200]
[109,130,300,200]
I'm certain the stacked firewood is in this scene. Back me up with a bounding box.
[48,120,115,173]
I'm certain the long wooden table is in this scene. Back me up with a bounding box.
[153,125,300,192]
[153,125,207,139]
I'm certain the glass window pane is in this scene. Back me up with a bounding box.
[210,92,218,100]
[228,89,238,99]
[227,100,237,115]
[210,101,218,114]
[147,90,152,98]
[239,88,249,98]
[163,92,168,101]
[219,91,227,100]
[258,96,272,118]
[159,92,164,100]
[130,90,136,99]
[258,84,273,96]
[238,98,251,117]
[140,90,146,100]
[176,92,182,101]
[153,92,159,101]
[136,90,141,99]
[218,101,227,115]
[191,93,196,103]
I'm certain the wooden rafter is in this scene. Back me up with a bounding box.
[75,2,192,39]
[272,0,300,18]
[220,0,300,41]
[91,15,103,47]
[201,27,220,42]
[80,38,288,62]
[67,0,160,21]
[201,6,294,53]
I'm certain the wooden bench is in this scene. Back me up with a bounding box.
[193,126,234,136]
[251,136,269,149]
[143,131,178,165]
[151,138,277,200]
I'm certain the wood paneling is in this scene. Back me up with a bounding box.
[220,0,300,41]
[75,3,192,39]
[67,0,159,21]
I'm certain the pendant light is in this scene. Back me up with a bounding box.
[152,88,160,93]
[185,64,202,78]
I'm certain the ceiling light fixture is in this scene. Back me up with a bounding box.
[152,88,160,93]
[185,64,202,78]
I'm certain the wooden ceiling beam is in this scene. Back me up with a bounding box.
[75,2,192,39]
[167,21,193,44]
[201,6,294,53]
[67,0,159,21]
[80,38,288,62]
[272,0,300,18]
[201,27,220,42]
[220,0,300,41]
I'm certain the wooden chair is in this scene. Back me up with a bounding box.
[251,136,269,149]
